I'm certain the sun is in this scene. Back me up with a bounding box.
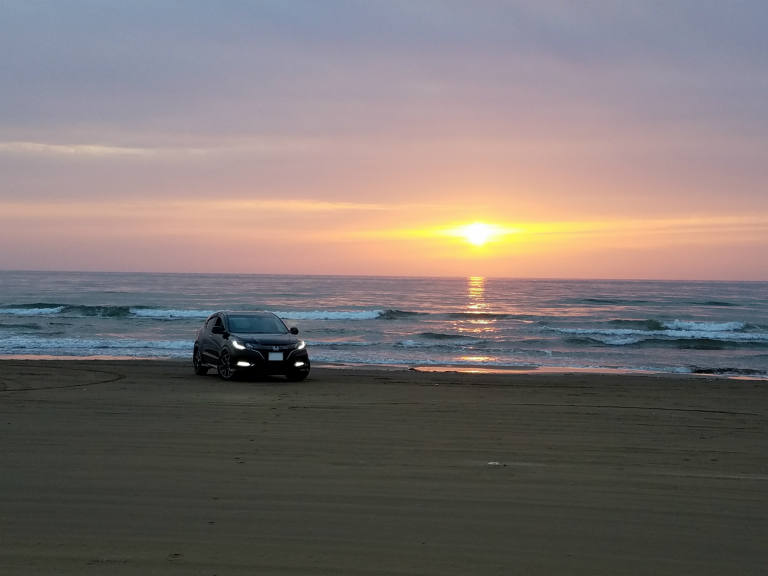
[436,221,517,247]
[460,222,496,246]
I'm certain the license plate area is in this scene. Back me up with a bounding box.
[268,352,283,362]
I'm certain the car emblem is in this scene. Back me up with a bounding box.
[273,346,280,351]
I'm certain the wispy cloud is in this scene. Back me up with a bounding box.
[0,198,393,221]
[213,199,392,213]
[0,141,155,158]
[0,137,325,160]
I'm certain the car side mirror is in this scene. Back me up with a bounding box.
[290,327,299,335]
[212,325,226,335]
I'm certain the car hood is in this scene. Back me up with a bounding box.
[232,333,299,347]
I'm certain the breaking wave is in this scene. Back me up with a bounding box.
[275,309,429,321]
[0,304,66,316]
[554,318,767,347]
[275,309,384,321]
[0,303,213,319]
[0,305,432,323]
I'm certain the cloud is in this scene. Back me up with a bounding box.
[0,137,323,160]
[0,141,154,158]
[0,197,393,222]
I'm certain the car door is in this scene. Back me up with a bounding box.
[209,315,228,360]
[201,315,224,363]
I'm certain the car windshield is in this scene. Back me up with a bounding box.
[227,315,288,334]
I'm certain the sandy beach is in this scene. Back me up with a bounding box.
[1,360,766,575]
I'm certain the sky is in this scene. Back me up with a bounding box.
[1,0,767,279]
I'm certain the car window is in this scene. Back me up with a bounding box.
[228,315,287,334]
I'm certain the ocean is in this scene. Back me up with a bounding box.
[1,271,767,377]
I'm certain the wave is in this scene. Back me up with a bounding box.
[395,339,439,349]
[0,304,65,316]
[674,339,734,350]
[0,335,192,357]
[608,319,666,331]
[275,309,384,321]
[0,304,428,323]
[129,307,214,319]
[0,322,41,330]
[377,309,425,320]
[394,336,484,349]
[600,318,748,333]
[555,323,768,347]
[0,303,214,320]
[581,298,740,308]
[274,309,428,321]
[0,303,135,317]
[283,309,530,322]
[419,332,476,340]
[662,320,746,331]
[308,340,378,348]
[580,298,650,305]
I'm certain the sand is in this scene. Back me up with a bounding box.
[1,360,766,575]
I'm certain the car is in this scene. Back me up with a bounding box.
[193,311,310,381]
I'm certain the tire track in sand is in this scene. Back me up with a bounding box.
[0,361,125,392]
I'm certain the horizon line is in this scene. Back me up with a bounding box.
[1,268,766,283]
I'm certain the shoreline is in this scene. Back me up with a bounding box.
[2,355,766,380]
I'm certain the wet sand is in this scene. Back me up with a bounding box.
[1,360,766,575]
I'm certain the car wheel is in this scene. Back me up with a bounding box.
[217,349,234,380]
[287,364,310,382]
[193,347,208,375]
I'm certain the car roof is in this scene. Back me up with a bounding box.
[218,310,277,318]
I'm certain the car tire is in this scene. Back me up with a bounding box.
[217,349,234,380]
[287,363,310,382]
[193,347,208,375]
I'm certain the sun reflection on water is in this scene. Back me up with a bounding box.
[458,355,495,363]
[457,276,499,337]
[467,276,487,312]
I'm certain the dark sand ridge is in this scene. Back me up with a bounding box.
[1,360,766,575]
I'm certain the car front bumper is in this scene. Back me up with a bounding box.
[231,348,310,374]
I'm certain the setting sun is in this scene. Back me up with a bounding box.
[444,222,517,248]
[461,222,495,246]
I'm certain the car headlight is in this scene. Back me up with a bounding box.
[231,339,246,350]
[296,340,306,350]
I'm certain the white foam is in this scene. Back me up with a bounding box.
[0,306,64,316]
[661,329,768,342]
[555,326,768,345]
[662,320,746,332]
[275,310,384,321]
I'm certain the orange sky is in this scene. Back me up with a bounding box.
[1,2,767,279]
[2,194,766,279]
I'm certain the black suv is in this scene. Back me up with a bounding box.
[194,311,310,381]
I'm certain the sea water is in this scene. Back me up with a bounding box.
[1,271,767,377]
